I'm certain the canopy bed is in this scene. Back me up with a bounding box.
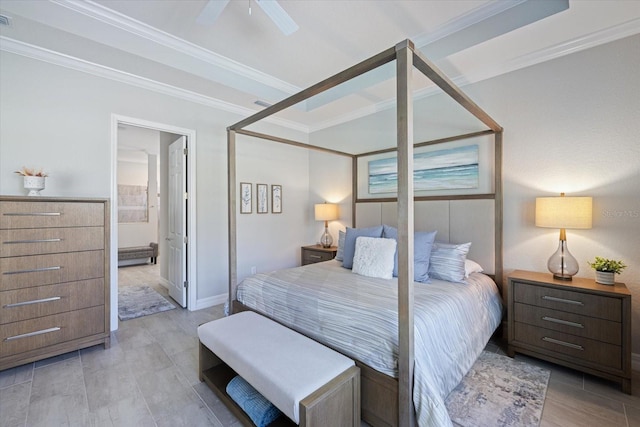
[226,40,503,427]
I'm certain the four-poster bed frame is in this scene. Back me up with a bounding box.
[227,39,503,427]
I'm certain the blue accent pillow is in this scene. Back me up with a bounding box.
[342,225,384,269]
[382,225,437,282]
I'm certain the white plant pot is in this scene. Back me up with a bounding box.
[595,271,615,285]
[23,176,45,196]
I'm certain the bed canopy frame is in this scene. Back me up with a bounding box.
[227,39,503,426]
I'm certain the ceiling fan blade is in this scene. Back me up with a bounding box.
[256,0,299,36]
[196,0,231,25]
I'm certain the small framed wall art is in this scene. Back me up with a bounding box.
[240,182,252,214]
[257,183,268,214]
[271,184,282,213]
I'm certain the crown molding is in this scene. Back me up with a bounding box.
[51,0,301,96]
[0,36,309,133]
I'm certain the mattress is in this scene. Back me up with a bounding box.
[236,259,503,427]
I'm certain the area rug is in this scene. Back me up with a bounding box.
[445,351,550,427]
[118,285,176,320]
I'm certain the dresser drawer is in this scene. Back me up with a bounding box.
[0,305,105,357]
[0,227,104,257]
[514,322,621,371]
[0,202,104,229]
[514,302,621,345]
[303,250,334,264]
[513,281,621,321]
[0,278,104,324]
[0,251,104,291]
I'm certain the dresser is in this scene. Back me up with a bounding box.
[301,245,338,266]
[0,196,110,370]
[507,270,631,394]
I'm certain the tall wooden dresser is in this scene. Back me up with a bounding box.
[0,196,110,370]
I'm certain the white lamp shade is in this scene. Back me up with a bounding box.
[314,203,338,221]
[535,196,592,229]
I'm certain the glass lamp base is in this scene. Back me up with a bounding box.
[547,239,578,281]
[320,227,333,248]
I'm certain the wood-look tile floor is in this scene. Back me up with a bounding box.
[1,263,639,427]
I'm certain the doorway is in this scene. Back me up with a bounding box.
[110,115,197,330]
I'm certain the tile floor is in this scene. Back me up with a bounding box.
[1,263,639,427]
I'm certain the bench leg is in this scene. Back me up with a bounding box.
[300,366,360,427]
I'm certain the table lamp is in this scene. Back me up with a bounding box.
[314,203,338,248]
[535,193,592,280]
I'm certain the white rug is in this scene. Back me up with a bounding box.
[445,351,550,427]
[118,285,176,320]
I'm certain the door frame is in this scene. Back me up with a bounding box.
[110,114,197,329]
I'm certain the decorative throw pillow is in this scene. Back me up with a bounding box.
[465,259,484,277]
[428,242,472,283]
[342,225,384,269]
[382,225,437,283]
[335,230,345,261]
[352,237,396,279]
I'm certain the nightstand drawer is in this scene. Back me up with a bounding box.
[514,302,621,345]
[303,250,334,264]
[513,281,621,321]
[514,323,621,370]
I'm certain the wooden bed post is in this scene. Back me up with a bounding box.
[396,39,415,427]
[227,129,237,312]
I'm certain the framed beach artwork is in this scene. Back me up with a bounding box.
[257,183,268,214]
[240,182,252,214]
[272,185,282,213]
[356,136,494,200]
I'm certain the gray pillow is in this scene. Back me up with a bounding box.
[428,242,471,283]
[335,230,345,261]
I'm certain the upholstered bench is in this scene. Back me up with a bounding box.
[117,242,158,265]
[197,311,360,426]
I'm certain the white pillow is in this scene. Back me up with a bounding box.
[465,259,484,277]
[352,237,396,279]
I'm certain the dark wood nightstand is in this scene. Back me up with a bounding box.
[507,270,632,394]
[301,245,337,266]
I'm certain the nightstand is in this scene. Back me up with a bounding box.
[301,245,337,266]
[507,270,632,394]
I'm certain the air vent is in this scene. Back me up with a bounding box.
[0,15,11,26]
[254,100,272,108]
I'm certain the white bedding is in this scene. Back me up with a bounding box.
[236,259,503,427]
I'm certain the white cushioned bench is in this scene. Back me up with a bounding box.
[197,311,360,426]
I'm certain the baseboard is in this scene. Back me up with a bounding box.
[193,293,227,311]
[632,352,640,372]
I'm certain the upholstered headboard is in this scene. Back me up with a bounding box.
[355,199,496,275]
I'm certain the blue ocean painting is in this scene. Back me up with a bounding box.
[368,145,479,194]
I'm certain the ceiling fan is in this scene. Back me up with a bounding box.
[196,0,299,36]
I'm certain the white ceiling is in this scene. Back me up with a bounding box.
[1,0,639,133]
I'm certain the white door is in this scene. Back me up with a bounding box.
[168,136,187,307]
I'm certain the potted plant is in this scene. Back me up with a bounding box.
[14,167,48,196]
[587,256,626,285]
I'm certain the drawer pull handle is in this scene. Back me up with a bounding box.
[3,266,62,275]
[542,295,584,306]
[542,336,584,351]
[3,238,63,244]
[3,212,62,217]
[4,327,61,341]
[542,316,584,329]
[309,255,322,259]
[4,296,62,308]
